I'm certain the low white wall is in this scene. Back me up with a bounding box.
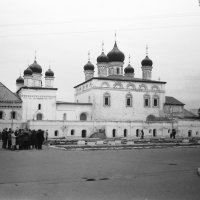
[26,119,200,139]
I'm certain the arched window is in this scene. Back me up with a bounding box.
[112,129,116,137]
[117,68,120,74]
[126,93,132,107]
[54,130,59,137]
[11,111,16,119]
[153,129,157,137]
[188,130,192,137]
[144,94,150,107]
[63,113,67,121]
[153,95,160,107]
[71,129,75,136]
[103,93,111,107]
[82,130,86,138]
[36,113,43,120]
[80,113,87,121]
[124,129,127,137]
[0,111,3,119]
[136,129,140,137]
[38,104,41,110]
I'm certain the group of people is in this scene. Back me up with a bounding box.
[0,128,48,150]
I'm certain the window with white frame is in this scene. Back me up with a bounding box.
[11,111,16,119]
[144,95,150,107]
[0,111,3,119]
[126,93,132,107]
[153,95,159,107]
[103,93,111,107]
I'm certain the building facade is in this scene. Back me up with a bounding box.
[0,40,200,139]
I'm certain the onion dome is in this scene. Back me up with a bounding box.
[124,63,134,74]
[97,52,109,63]
[107,41,125,62]
[141,55,153,66]
[84,61,94,71]
[29,59,42,74]
[24,66,33,76]
[45,68,54,77]
[16,76,24,84]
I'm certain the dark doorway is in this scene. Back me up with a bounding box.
[82,130,87,138]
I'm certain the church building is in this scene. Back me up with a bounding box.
[0,39,200,139]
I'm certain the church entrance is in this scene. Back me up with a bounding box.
[36,113,43,120]
[82,130,86,138]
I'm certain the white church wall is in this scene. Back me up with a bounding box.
[75,79,165,121]
[56,103,92,121]
[19,88,57,121]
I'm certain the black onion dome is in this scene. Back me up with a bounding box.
[84,61,94,71]
[16,76,24,84]
[24,66,33,76]
[141,56,153,66]
[107,41,125,62]
[124,64,134,74]
[29,60,42,73]
[97,52,109,63]
[45,68,54,77]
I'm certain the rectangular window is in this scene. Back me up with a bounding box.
[126,98,131,107]
[104,97,110,106]
[54,130,58,136]
[0,112,3,119]
[145,98,149,107]
[38,104,41,110]
[11,112,16,119]
[154,99,158,107]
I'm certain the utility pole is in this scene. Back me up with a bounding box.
[11,101,14,130]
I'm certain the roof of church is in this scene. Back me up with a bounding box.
[165,96,185,106]
[74,76,166,88]
[56,101,92,105]
[17,86,58,93]
[0,82,22,103]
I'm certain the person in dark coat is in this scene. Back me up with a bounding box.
[7,129,12,149]
[37,129,44,150]
[141,130,144,139]
[2,128,8,149]
[31,130,37,149]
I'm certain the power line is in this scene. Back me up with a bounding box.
[0,23,199,38]
[0,12,200,28]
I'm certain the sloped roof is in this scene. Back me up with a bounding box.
[0,82,22,103]
[165,96,185,106]
[74,76,166,88]
[183,109,198,118]
[56,101,92,105]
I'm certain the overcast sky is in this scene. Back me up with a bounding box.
[0,0,200,109]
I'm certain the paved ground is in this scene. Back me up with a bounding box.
[0,145,200,200]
